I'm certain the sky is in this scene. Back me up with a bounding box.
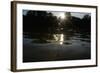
[71,12,91,19]
[23,10,91,19]
[47,11,90,19]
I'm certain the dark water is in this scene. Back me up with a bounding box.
[23,33,91,62]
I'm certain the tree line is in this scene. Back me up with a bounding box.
[23,10,91,35]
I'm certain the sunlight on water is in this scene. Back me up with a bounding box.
[59,34,64,45]
[53,34,64,45]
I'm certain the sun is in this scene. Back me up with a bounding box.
[59,13,65,19]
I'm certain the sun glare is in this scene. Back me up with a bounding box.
[59,13,65,19]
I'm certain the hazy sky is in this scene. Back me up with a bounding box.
[71,12,90,19]
[23,10,91,19]
[47,11,90,19]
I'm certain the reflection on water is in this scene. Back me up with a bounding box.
[23,32,91,62]
[23,32,90,46]
[52,34,64,45]
[60,34,64,45]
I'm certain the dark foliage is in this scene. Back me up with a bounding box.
[23,10,91,38]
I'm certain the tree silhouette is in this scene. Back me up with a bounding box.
[23,10,91,40]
